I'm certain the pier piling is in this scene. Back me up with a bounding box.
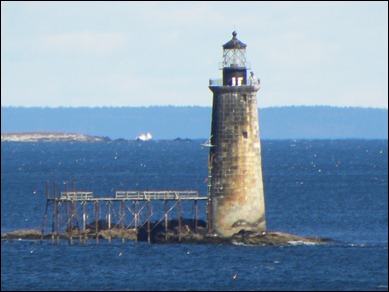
[40,184,207,244]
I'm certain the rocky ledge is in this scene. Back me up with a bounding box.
[154,228,332,246]
[1,132,109,142]
[1,219,333,246]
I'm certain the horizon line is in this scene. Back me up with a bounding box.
[1,105,388,110]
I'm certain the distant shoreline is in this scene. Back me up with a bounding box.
[2,106,387,139]
[1,132,388,142]
[1,132,109,142]
[1,132,198,142]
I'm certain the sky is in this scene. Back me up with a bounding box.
[1,1,388,109]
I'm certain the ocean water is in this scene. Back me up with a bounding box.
[1,140,388,291]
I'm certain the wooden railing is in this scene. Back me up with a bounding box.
[115,190,206,200]
[60,192,94,200]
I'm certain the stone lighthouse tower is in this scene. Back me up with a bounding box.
[207,31,266,237]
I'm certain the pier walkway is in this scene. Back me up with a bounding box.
[58,190,205,201]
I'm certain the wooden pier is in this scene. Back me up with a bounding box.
[41,181,208,244]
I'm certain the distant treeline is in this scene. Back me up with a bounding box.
[1,106,388,140]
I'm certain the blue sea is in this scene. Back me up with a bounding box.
[1,140,388,291]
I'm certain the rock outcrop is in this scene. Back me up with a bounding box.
[1,219,333,246]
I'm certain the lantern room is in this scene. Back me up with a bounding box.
[221,31,250,86]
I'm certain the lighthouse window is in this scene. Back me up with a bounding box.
[242,94,247,102]
[231,77,244,86]
[242,131,248,139]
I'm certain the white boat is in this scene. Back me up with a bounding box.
[201,136,215,147]
[136,132,152,141]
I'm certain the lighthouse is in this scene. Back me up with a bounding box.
[207,31,266,237]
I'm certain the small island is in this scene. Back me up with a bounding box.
[1,132,110,142]
[1,219,333,246]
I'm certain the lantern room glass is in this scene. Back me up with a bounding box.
[223,48,246,68]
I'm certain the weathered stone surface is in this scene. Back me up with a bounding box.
[209,86,266,237]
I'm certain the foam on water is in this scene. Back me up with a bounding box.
[287,241,321,246]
